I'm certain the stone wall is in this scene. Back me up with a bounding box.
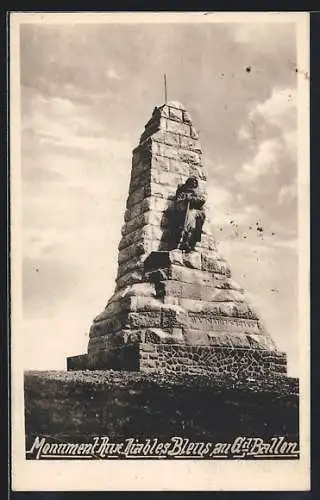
[68,342,287,377]
[139,343,287,377]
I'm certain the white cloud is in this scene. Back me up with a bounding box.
[238,125,251,142]
[235,138,282,183]
[252,87,296,128]
[235,86,297,184]
[238,87,296,145]
[105,68,121,80]
[22,88,133,203]
[208,185,231,206]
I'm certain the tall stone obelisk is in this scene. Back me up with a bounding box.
[67,101,287,378]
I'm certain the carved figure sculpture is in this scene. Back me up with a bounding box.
[171,177,206,251]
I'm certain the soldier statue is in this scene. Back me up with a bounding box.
[171,176,206,252]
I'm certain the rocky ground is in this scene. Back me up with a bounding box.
[24,370,299,450]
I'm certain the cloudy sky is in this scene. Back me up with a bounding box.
[19,16,301,375]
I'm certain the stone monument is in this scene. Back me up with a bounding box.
[67,101,287,378]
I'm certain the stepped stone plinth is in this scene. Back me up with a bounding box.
[67,101,287,378]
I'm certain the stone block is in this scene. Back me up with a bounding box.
[125,281,157,298]
[169,159,190,176]
[118,240,153,264]
[129,168,151,193]
[164,131,181,146]
[139,121,160,143]
[211,335,233,347]
[179,135,202,152]
[152,131,180,147]
[67,354,88,371]
[149,210,167,228]
[183,251,202,270]
[179,298,208,312]
[161,280,182,297]
[132,148,141,166]
[210,288,242,303]
[161,308,186,328]
[118,244,141,264]
[156,142,180,160]
[158,104,170,118]
[227,335,252,349]
[116,271,143,290]
[168,249,184,265]
[183,329,210,346]
[131,157,151,177]
[128,311,162,328]
[129,175,143,194]
[151,155,171,172]
[170,327,184,342]
[169,265,213,286]
[91,313,130,336]
[119,224,165,252]
[124,202,143,223]
[200,234,217,251]
[131,165,187,194]
[169,107,183,121]
[118,226,151,250]
[166,120,191,136]
[130,295,162,313]
[94,297,132,323]
[163,296,180,306]
[164,281,215,301]
[122,212,149,235]
[207,316,261,335]
[180,311,217,330]
[189,164,207,180]
[183,110,192,123]
[218,301,259,319]
[151,196,174,212]
[178,149,202,165]
[126,186,146,208]
[206,335,221,347]
[124,198,172,224]
[201,254,231,276]
[146,182,177,199]
[151,170,188,189]
[117,256,143,279]
[102,294,130,316]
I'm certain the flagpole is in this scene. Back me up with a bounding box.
[164,74,167,103]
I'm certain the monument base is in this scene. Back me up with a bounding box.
[67,342,287,379]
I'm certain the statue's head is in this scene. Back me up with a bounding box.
[185,176,198,189]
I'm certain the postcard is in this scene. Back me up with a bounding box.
[10,11,310,491]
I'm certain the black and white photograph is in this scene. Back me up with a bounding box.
[10,11,310,491]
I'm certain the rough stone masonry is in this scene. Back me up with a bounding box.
[67,101,288,378]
